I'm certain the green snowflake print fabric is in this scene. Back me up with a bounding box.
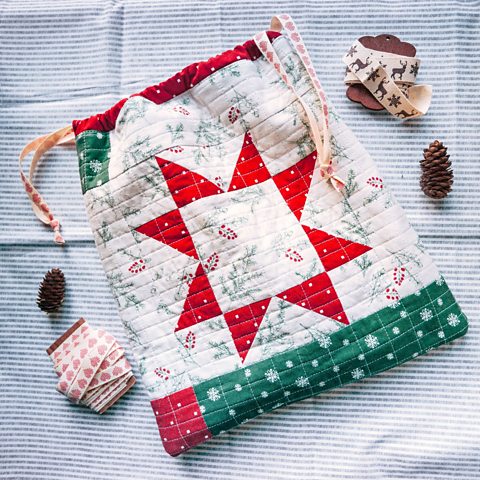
[72,30,468,456]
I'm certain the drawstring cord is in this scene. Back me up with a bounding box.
[19,125,74,245]
[254,14,345,192]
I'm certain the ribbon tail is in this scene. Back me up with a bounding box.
[329,175,346,192]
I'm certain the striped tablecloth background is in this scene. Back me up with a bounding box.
[1,1,479,478]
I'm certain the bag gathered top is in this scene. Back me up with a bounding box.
[20,15,468,456]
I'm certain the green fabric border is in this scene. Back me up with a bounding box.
[194,278,468,435]
[75,129,111,193]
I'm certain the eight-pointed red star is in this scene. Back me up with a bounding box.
[136,132,371,362]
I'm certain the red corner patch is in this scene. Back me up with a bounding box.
[151,387,212,456]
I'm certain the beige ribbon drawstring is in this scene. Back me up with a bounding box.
[19,125,74,245]
[254,14,345,192]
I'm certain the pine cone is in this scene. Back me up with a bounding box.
[37,268,65,313]
[420,140,453,199]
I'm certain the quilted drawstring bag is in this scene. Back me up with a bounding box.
[20,15,468,456]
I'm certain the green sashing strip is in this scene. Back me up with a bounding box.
[76,129,111,193]
[194,279,468,435]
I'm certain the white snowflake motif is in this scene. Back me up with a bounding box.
[96,132,103,139]
[257,408,264,414]
[228,408,236,417]
[284,390,291,397]
[447,313,460,327]
[420,308,433,322]
[234,384,242,392]
[244,368,252,378]
[387,353,394,360]
[389,300,401,309]
[317,333,332,349]
[351,368,365,380]
[265,368,279,383]
[414,290,421,297]
[417,330,424,338]
[295,376,310,388]
[392,326,400,335]
[343,339,350,346]
[89,159,102,174]
[199,405,206,413]
[437,298,443,306]
[357,353,365,361]
[400,310,408,319]
[285,360,294,368]
[438,330,445,339]
[364,334,379,349]
[260,391,269,398]
[436,276,445,286]
[311,359,319,368]
[333,365,340,373]
[319,381,325,387]
[412,352,419,358]
[207,387,221,402]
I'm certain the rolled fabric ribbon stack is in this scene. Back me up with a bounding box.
[47,318,136,413]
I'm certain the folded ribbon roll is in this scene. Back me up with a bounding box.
[343,40,432,119]
[47,318,136,413]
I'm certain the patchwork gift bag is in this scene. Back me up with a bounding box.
[20,15,468,456]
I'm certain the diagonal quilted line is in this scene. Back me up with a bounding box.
[200,317,466,427]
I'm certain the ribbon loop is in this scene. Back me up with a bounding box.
[254,14,345,192]
[19,125,74,244]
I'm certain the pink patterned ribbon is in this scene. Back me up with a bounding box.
[19,125,75,245]
[47,318,135,413]
[254,14,345,192]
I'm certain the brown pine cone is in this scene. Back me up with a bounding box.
[420,140,453,199]
[37,268,65,313]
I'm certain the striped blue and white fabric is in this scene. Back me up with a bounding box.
[1,1,479,478]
